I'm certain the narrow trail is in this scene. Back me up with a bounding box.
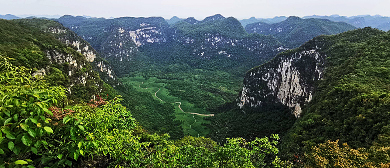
[154,88,165,103]
[153,87,214,117]
[174,102,214,117]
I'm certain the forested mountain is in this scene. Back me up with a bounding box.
[245,16,356,48]
[241,15,390,32]
[58,15,169,76]
[166,16,183,24]
[58,14,285,73]
[13,18,118,85]
[304,14,390,31]
[0,14,19,20]
[231,27,390,166]
[0,19,114,101]
[239,16,287,27]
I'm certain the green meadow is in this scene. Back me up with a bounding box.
[121,76,211,137]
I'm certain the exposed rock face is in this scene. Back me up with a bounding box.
[58,16,169,76]
[238,39,327,117]
[40,21,118,84]
[174,33,285,60]
[45,50,90,92]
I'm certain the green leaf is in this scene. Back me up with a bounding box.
[79,150,84,156]
[65,160,72,166]
[45,118,51,123]
[22,135,32,146]
[41,140,48,146]
[4,111,10,117]
[33,94,40,99]
[73,151,79,160]
[6,133,16,139]
[0,148,4,154]
[44,127,53,134]
[70,127,76,140]
[78,125,85,131]
[27,129,36,138]
[78,141,82,149]
[20,123,29,131]
[63,116,71,124]
[13,114,18,122]
[8,141,14,150]
[30,118,38,124]
[31,147,37,154]
[14,160,28,165]
[4,118,12,126]
[57,154,63,159]
[43,108,53,116]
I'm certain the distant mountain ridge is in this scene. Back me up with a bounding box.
[58,14,286,75]
[0,14,19,20]
[304,15,390,31]
[239,16,288,27]
[245,16,356,48]
[166,16,183,24]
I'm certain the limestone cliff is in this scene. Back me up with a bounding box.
[238,38,327,117]
[16,18,118,84]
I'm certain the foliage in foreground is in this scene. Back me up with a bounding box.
[0,56,285,167]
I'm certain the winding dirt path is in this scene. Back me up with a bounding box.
[174,102,214,117]
[154,88,165,103]
[153,87,214,117]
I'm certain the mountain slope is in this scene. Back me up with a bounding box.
[281,28,390,158]
[13,18,118,85]
[0,19,114,101]
[58,15,169,76]
[237,27,390,164]
[245,16,356,48]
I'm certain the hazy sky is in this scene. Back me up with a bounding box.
[1,0,389,19]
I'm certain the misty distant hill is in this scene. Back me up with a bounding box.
[0,14,19,20]
[245,16,356,48]
[304,15,390,31]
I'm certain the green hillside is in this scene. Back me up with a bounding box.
[280,28,390,166]
[246,16,356,48]
[0,19,111,101]
[174,17,247,38]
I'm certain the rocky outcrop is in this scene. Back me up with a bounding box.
[238,39,327,117]
[38,20,118,84]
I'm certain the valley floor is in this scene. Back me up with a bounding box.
[121,76,213,137]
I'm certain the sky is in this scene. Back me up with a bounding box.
[1,0,389,20]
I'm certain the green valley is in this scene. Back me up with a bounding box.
[2,10,390,167]
[121,76,213,137]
